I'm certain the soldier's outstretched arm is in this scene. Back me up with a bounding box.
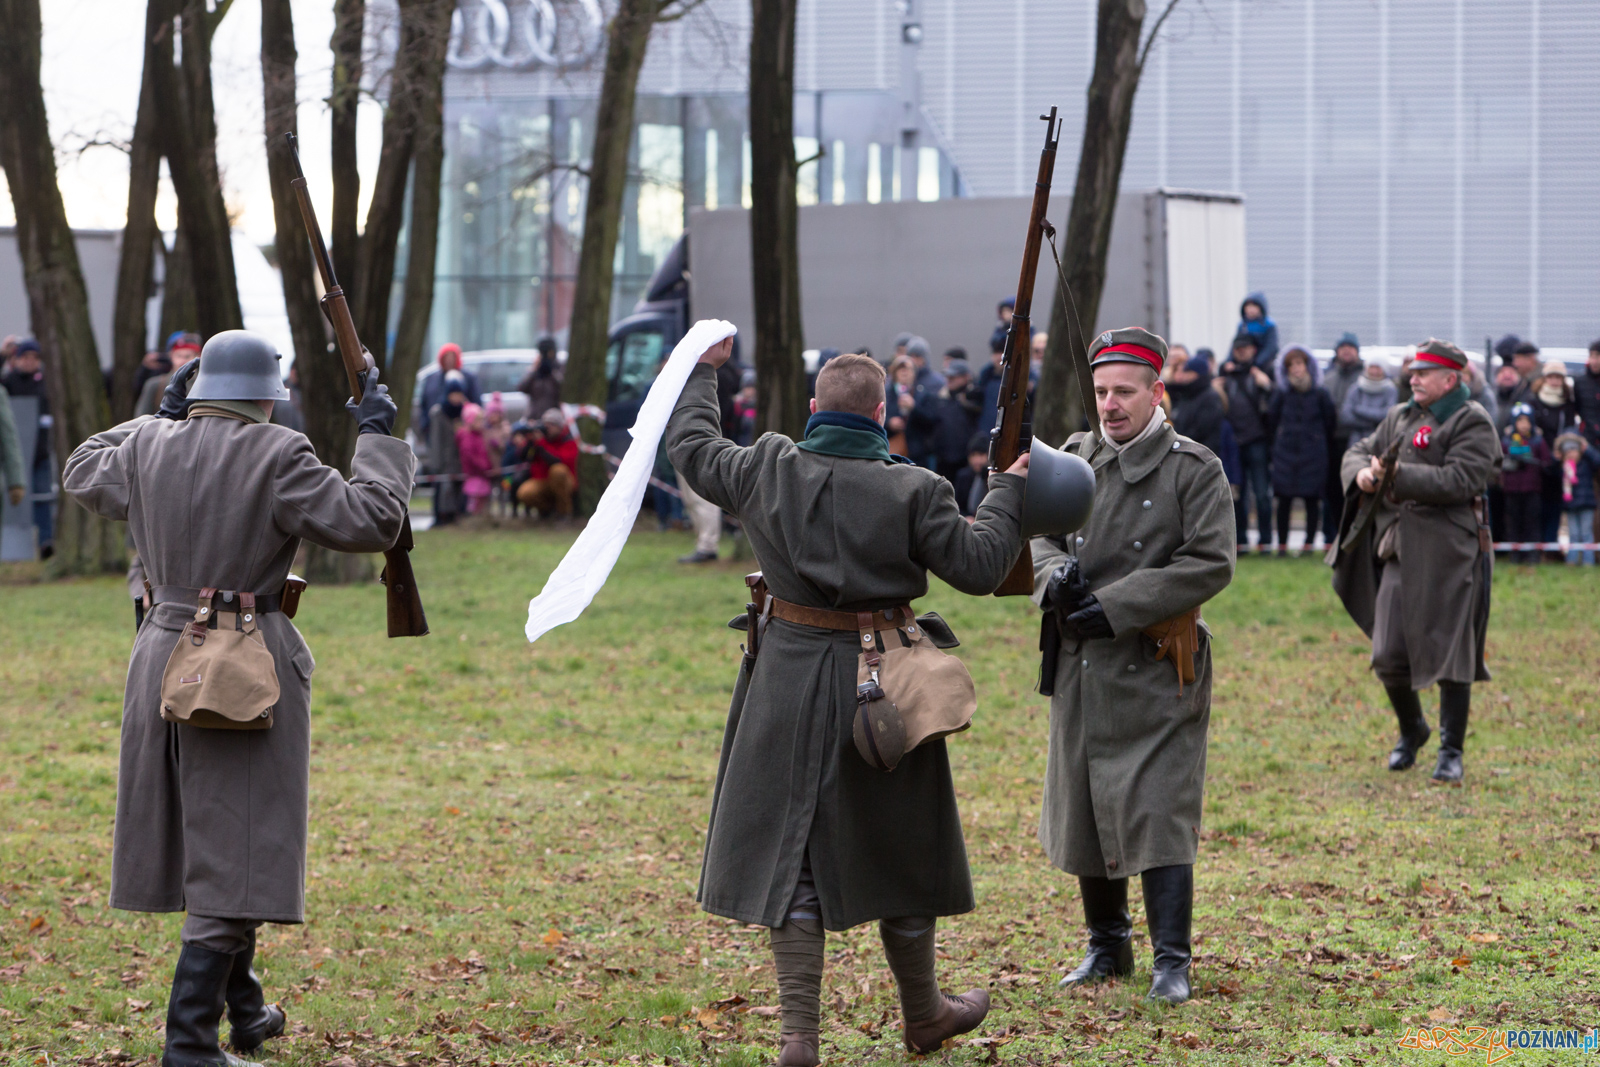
[62,416,157,521]
[1390,411,1501,506]
[913,473,1026,596]
[665,363,759,514]
[1093,454,1236,636]
[271,433,416,553]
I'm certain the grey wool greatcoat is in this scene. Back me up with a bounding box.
[63,412,414,922]
[1030,421,1235,879]
[1331,395,1499,689]
[666,365,1024,931]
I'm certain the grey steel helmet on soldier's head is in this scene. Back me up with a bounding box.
[186,331,292,402]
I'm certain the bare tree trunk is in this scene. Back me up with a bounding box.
[329,0,364,287]
[110,0,169,422]
[153,0,242,338]
[158,227,199,344]
[1036,0,1174,447]
[562,0,662,515]
[748,0,806,440]
[350,0,453,372]
[0,0,121,576]
[265,4,369,585]
[390,82,446,438]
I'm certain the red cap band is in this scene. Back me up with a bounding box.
[1413,351,1463,369]
[1094,342,1164,373]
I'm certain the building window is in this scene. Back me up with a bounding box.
[917,146,940,202]
[705,128,719,210]
[795,136,819,206]
[891,144,902,202]
[867,143,882,204]
[742,136,752,209]
[831,140,846,205]
[636,124,683,274]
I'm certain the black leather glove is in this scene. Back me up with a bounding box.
[156,359,201,420]
[346,367,397,437]
[1043,557,1091,616]
[1059,596,1114,641]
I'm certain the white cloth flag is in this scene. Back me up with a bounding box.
[524,318,737,643]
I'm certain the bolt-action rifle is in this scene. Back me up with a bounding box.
[989,108,1062,597]
[284,132,429,638]
[1339,433,1405,553]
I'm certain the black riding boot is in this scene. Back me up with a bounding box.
[1384,684,1431,770]
[163,944,248,1067]
[1141,864,1193,1004]
[225,930,285,1053]
[1432,682,1471,783]
[1059,876,1133,987]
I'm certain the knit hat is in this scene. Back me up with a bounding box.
[1333,331,1360,352]
[1412,338,1468,371]
[14,338,40,356]
[1513,341,1541,357]
[1508,402,1534,423]
[1555,430,1586,454]
[893,332,914,349]
[1494,334,1522,360]
[437,342,463,367]
[1230,330,1259,353]
[1184,354,1210,374]
[1087,326,1169,375]
[905,336,931,361]
[1541,360,1567,379]
[944,359,971,378]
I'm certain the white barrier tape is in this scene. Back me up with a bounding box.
[1493,542,1600,551]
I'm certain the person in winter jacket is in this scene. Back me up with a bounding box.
[1500,404,1550,564]
[417,343,481,435]
[1168,353,1226,457]
[1236,292,1279,368]
[1322,333,1365,544]
[1267,345,1337,554]
[974,335,1037,438]
[426,371,467,526]
[1531,360,1581,549]
[1574,341,1600,448]
[456,402,493,514]
[515,408,579,519]
[1340,362,1398,448]
[910,360,980,481]
[1220,332,1274,550]
[1554,430,1600,565]
[952,433,990,518]
[517,336,563,422]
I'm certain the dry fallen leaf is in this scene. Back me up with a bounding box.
[541,928,565,947]
[124,998,151,1012]
[1468,932,1499,943]
[1426,1007,1456,1022]
[1451,957,1472,968]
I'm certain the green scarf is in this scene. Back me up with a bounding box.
[795,411,910,464]
[188,400,269,424]
[1411,382,1471,424]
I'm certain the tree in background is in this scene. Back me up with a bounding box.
[0,0,121,575]
[748,0,806,440]
[1034,0,1179,446]
[563,0,703,516]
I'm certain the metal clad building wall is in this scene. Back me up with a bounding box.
[1536,1,1600,346]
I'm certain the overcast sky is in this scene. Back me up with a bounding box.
[0,0,384,247]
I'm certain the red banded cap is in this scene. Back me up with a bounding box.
[1087,326,1169,375]
[1412,338,1468,370]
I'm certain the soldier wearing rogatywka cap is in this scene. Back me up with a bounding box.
[1031,326,1236,1004]
[1330,339,1502,784]
[62,330,414,1067]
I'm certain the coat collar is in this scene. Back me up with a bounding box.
[1083,419,1178,483]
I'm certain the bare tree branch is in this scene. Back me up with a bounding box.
[1137,0,1183,72]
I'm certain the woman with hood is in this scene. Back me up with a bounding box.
[1236,292,1279,368]
[1168,351,1227,457]
[1531,360,1581,551]
[1267,345,1336,554]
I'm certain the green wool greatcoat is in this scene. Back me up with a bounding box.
[1030,421,1235,879]
[63,412,414,922]
[666,365,1024,931]
[1331,395,1500,689]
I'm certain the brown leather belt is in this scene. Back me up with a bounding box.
[152,585,284,614]
[770,597,914,633]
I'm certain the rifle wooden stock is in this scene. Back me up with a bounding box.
[284,133,428,638]
[990,109,1062,597]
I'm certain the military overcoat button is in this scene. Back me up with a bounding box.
[1108,859,1118,869]
[1143,500,1152,509]
[1076,536,1084,546]
[1133,541,1142,549]
[1082,659,1089,667]
[1171,442,1180,450]
[1127,664,1137,672]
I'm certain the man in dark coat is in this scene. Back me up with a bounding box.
[1323,334,1365,544]
[1220,333,1274,551]
[910,359,980,480]
[62,331,413,1067]
[1268,345,1338,554]
[1575,341,1600,448]
[1032,327,1236,1005]
[1167,353,1226,457]
[668,347,1029,1066]
[1330,339,1500,783]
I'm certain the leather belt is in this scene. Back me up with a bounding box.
[152,585,283,614]
[770,597,913,633]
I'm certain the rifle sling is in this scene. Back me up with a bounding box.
[1044,224,1101,436]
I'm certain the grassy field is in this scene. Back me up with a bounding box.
[2,525,1597,1066]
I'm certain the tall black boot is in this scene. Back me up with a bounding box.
[1058,876,1133,988]
[225,930,285,1053]
[163,944,256,1067]
[1432,682,1471,783]
[1384,684,1431,770]
[1141,864,1193,1004]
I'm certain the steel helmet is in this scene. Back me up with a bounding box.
[186,331,292,402]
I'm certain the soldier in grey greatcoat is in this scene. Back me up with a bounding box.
[1031,327,1236,1004]
[1330,339,1500,783]
[667,346,1028,1066]
[63,332,412,1067]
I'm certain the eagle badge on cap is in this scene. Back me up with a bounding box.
[1100,332,1114,346]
